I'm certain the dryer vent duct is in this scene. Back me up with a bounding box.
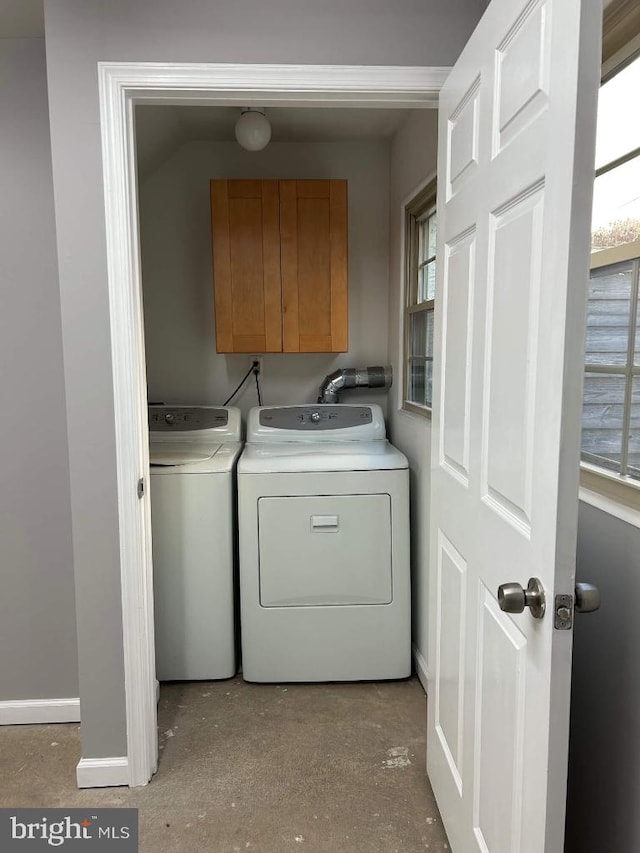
[317,365,393,404]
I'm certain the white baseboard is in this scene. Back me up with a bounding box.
[412,644,430,695]
[76,756,129,788]
[0,698,80,725]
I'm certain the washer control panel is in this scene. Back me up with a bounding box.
[149,406,229,431]
[259,406,373,430]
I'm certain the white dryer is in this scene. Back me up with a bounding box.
[238,404,410,683]
[149,405,242,681]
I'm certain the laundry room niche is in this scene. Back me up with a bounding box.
[135,104,410,418]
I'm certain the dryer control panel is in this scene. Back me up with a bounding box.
[248,404,386,443]
[259,406,372,430]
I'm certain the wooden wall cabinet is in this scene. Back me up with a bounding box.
[210,179,348,353]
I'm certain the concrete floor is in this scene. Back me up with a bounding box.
[0,677,449,852]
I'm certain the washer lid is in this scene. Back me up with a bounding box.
[149,440,224,467]
[149,441,243,473]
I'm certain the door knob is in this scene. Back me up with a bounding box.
[574,582,600,613]
[498,577,545,619]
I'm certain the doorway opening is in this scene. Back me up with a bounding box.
[97,62,446,789]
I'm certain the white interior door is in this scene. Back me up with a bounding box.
[428,1,601,851]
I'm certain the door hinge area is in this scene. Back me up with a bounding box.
[137,477,145,499]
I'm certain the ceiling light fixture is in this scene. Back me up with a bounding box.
[234,107,271,151]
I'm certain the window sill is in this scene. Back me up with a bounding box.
[401,401,432,420]
[579,463,640,528]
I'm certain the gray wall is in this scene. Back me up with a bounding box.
[565,501,640,852]
[140,138,390,418]
[387,110,439,671]
[44,0,487,759]
[0,37,77,701]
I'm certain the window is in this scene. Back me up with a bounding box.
[403,181,437,415]
[591,52,640,250]
[582,247,640,479]
[581,49,640,485]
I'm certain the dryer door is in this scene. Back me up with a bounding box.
[258,494,392,607]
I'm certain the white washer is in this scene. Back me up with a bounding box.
[238,404,410,683]
[149,405,242,681]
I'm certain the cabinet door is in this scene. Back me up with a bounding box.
[280,180,348,353]
[210,179,282,352]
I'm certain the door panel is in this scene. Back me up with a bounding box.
[280,179,348,353]
[210,179,282,353]
[447,80,480,198]
[296,196,332,338]
[434,532,467,794]
[428,0,601,850]
[441,230,475,481]
[474,588,527,853]
[483,185,543,531]
[229,196,269,337]
[494,3,550,153]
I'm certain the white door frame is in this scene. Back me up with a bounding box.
[97,61,449,787]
